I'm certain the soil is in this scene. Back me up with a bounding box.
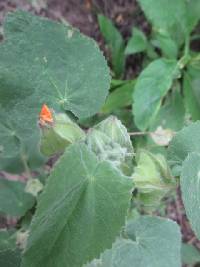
[0,1,200,266]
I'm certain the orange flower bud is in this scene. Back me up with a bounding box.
[39,104,53,125]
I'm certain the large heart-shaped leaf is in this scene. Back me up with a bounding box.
[87,216,181,267]
[21,143,132,267]
[0,11,110,172]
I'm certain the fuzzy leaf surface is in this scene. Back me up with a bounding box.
[168,122,200,175]
[181,152,200,240]
[0,11,110,171]
[87,216,181,267]
[22,143,132,267]
[0,178,35,216]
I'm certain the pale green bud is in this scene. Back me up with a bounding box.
[40,113,85,156]
[86,116,134,175]
[133,150,175,209]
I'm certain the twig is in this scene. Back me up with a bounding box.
[129,131,149,136]
[188,236,197,245]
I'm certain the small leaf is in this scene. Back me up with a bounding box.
[183,65,200,121]
[181,152,200,240]
[125,28,147,55]
[22,143,132,267]
[182,243,200,265]
[0,178,35,217]
[98,14,125,77]
[151,31,178,59]
[101,80,135,113]
[133,59,178,130]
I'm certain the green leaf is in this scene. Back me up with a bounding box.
[101,80,135,113]
[0,128,45,174]
[0,249,21,267]
[21,143,132,267]
[182,243,200,265]
[184,65,200,121]
[0,178,35,216]
[137,0,200,42]
[0,230,21,267]
[88,216,181,267]
[133,59,178,130]
[86,116,134,175]
[0,11,110,172]
[137,0,186,37]
[0,230,16,251]
[168,121,200,176]
[151,31,178,59]
[150,88,185,131]
[124,216,181,267]
[125,28,147,55]
[185,0,200,33]
[181,152,200,240]
[111,79,127,88]
[98,14,125,77]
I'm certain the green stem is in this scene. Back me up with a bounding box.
[184,36,190,57]
[129,131,149,136]
[21,154,32,180]
[178,36,191,69]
